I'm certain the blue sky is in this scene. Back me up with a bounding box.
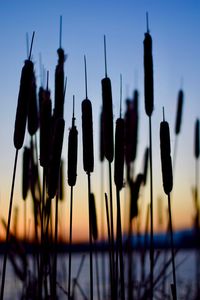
[0,0,199,239]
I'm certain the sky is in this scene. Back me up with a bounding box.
[0,0,199,242]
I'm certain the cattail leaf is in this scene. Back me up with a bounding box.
[102,77,114,162]
[89,193,98,241]
[195,119,200,159]
[47,118,65,199]
[114,118,125,190]
[143,32,154,117]
[160,121,173,194]
[22,147,30,201]
[14,60,34,149]
[82,99,94,173]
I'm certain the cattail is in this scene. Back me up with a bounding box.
[22,147,30,200]
[99,109,105,162]
[54,18,66,119]
[68,97,78,186]
[195,119,199,159]
[175,89,184,135]
[14,60,34,149]
[59,160,64,201]
[130,174,144,220]
[143,14,154,117]
[160,115,173,195]
[124,98,132,165]
[90,193,98,241]
[14,33,35,150]
[143,147,149,186]
[114,75,125,190]
[28,68,38,135]
[101,36,114,162]
[54,48,65,119]
[47,118,65,199]
[130,89,139,162]
[114,118,125,190]
[82,57,94,173]
[39,87,52,167]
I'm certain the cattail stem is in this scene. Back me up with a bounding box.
[105,193,114,300]
[68,186,74,299]
[167,193,177,300]
[52,193,59,299]
[24,199,26,242]
[149,116,154,300]
[87,172,93,300]
[172,135,178,174]
[108,162,115,282]
[116,188,125,300]
[94,246,101,300]
[0,149,18,300]
[100,163,106,299]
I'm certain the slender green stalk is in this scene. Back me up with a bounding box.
[87,172,93,300]
[68,186,74,299]
[149,116,154,300]
[167,193,177,300]
[0,149,18,300]
[116,188,125,300]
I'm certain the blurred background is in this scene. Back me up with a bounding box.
[0,0,199,242]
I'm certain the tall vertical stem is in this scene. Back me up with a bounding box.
[167,193,177,300]
[87,172,93,300]
[0,149,18,300]
[68,186,73,299]
[149,116,154,299]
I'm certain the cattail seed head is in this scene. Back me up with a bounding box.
[47,118,65,199]
[195,119,200,159]
[14,60,34,149]
[131,90,139,162]
[143,32,154,117]
[99,110,105,162]
[160,120,173,194]
[54,48,65,119]
[175,89,184,135]
[59,160,64,201]
[114,118,125,190]
[82,99,94,173]
[102,77,114,162]
[22,147,31,200]
[28,69,39,136]
[68,125,78,186]
[89,193,98,241]
[39,88,52,167]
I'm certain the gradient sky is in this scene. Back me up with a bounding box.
[0,1,199,241]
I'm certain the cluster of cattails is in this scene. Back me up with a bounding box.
[1,14,200,300]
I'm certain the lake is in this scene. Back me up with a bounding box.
[1,250,198,299]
